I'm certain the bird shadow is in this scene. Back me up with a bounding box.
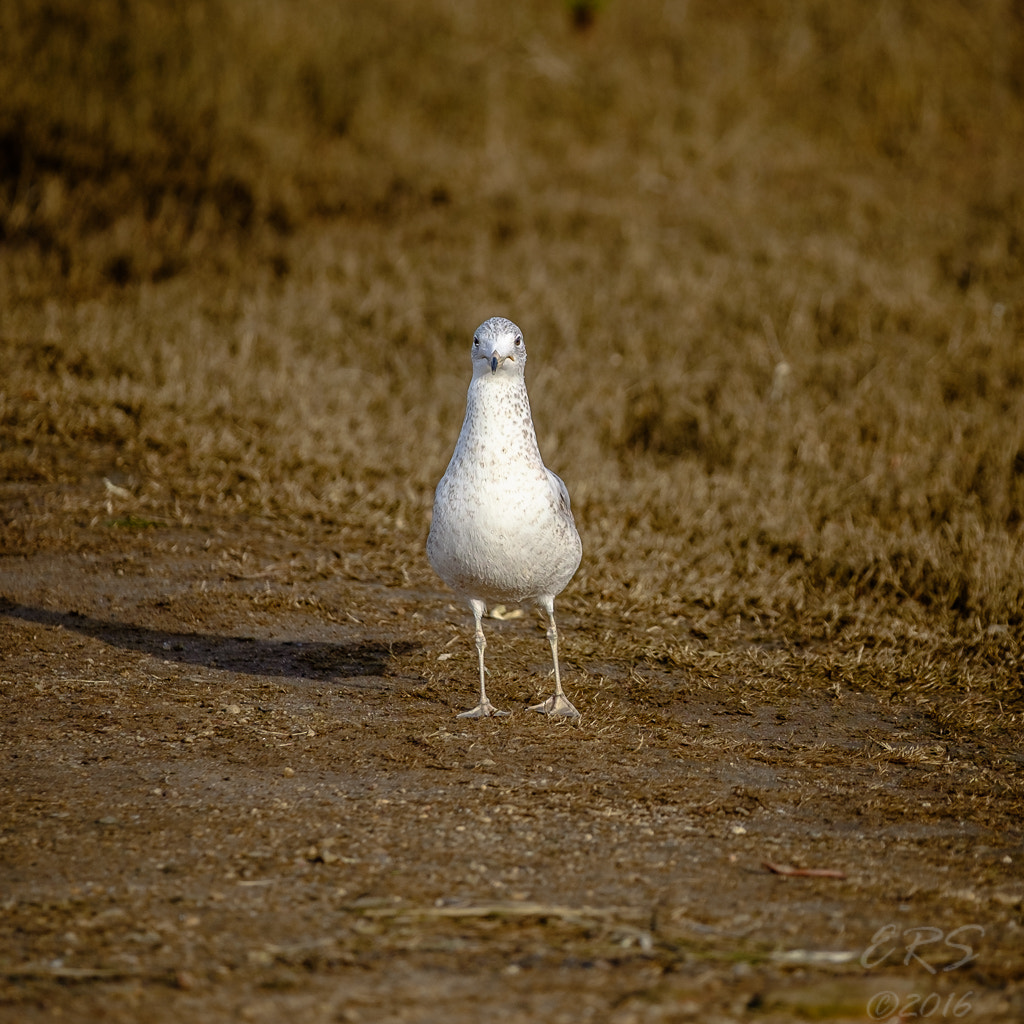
[0,599,417,686]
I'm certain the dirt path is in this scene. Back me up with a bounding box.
[2,517,1022,1023]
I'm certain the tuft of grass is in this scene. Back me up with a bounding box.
[105,514,161,531]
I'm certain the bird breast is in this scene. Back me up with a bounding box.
[427,379,581,602]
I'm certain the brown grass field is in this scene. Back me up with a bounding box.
[2,1,1023,1021]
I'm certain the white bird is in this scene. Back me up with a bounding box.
[427,316,582,719]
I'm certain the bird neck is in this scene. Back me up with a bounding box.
[460,375,540,454]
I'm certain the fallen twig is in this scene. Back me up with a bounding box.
[0,964,144,980]
[770,948,858,965]
[762,861,847,879]
[357,900,618,924]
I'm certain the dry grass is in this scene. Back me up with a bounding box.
[2,0,1023,731]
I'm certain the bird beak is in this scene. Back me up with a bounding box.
[490,350,513,374]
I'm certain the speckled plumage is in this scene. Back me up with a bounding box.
[427,317,582,718]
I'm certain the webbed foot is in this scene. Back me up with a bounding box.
[527,694,580,718]
[457,702,510,719]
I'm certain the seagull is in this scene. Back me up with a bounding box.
[427,316,582,719]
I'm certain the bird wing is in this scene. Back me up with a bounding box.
[546,468,573,516]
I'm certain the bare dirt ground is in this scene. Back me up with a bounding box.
[2,489,1022,1023]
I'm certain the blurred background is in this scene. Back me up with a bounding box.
[2,0,1023,670]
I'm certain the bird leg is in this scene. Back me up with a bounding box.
[528,602,580,718]
[458,599,509,718]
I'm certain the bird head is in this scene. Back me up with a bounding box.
[472,317,526,378]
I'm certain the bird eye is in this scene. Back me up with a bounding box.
[473,338,479,348]
[514,336,522,347]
